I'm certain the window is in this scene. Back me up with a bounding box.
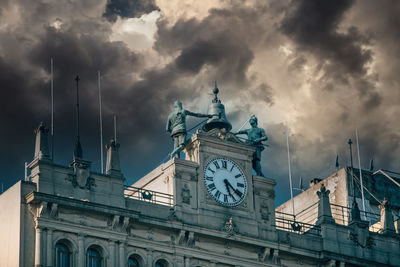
[55,243,71,267]
[128,257,140,267]
[155,259,168,267]
[87,247,102,267]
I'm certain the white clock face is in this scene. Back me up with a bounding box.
[203,158,247,206]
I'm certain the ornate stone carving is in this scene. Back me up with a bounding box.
[67,159,96,190]
[187,232,195,247]
[222,217,238,237]
[167,207,179,221]
[181,184,191,205]
[122,217,130,232]
[50,203,58,218]
[177,230,186,245]
[110,215,120,230]
[260,200,270,221]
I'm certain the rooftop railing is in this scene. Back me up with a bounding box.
[275,210,322,237]
[124,185,174,207]
[275,201,382,235]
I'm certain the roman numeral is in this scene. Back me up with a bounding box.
[237,183,244,188]
[213,161,220,169]
[235,189,243,197]
[230,194,236,201]
[224,194,228,202]
[230,165,234,172]
[207,167,215,174]
[208,183,216,191]
[235,174,242,178]
[214,190,221,199]
[221,160,227,169]
[205,176,213,181]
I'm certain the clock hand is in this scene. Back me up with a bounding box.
[226,180,243,197]
[223,179,232,196]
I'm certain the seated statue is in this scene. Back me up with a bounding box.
[166,100,212,158]
[234,115,268,176]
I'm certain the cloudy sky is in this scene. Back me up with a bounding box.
[1,0,399,205]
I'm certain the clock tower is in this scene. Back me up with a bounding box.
[133,86,277,241]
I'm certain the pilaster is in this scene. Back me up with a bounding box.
[35,227,43,267]
[46,228,53,267]
[77,234,85,267]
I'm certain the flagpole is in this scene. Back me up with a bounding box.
[286,131,295,217]
[51,57,54,160]
[355,129,366,218]
[98,71,104,174]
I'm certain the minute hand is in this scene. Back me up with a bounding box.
[223,179,232,196]
[226,181,243,197]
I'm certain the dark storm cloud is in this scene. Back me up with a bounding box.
[280,0,381,112]
[281,0,371,77]
[154,4,273,89]
[103,0,160,22]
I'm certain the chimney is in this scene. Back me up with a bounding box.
[34,122,50,161]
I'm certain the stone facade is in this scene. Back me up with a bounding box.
[0,124,399,267]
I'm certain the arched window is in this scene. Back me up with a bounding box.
[55,243,71,267]
[87,247,102,267]
[128,256,140,267]
[155,259,169,267]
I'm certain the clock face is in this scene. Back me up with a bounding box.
[203,158,247,206]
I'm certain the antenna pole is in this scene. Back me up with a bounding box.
[74,75,83,158]
[114,115,117,142]
[24,162,28,181]
[98,71,104,174]
[286,131,295,216]
[51,58,54,161]
[355,129,366,218]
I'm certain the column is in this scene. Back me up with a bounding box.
[35,227,43,267]
[108,240,116,267]
[146,249,153,267]
[78,234,85,267]
[46,229,53,267]
[184,257,191,267]
[119,242,125,267]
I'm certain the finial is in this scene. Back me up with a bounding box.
[34,122,50,160]
[105,138,122,177]
[212,80,220,103]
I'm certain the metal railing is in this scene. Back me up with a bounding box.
[275,201,382,234]
[275,211,321,237]
[124,185,174,207]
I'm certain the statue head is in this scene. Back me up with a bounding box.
[249,115,258,127]
[174,100,183,111]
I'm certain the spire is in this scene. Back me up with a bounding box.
[212,80,220,103]
[379,198,396,235]
[315,184,335,225]
[105,138,122,177]
[202,81,232,132]
[74,75,83,159]
[34,122,50,161]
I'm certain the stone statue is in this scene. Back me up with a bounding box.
[234,115,268,176]
[166,100,212,158]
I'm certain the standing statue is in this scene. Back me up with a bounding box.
[234,115,268,176]
[166,100,212,158]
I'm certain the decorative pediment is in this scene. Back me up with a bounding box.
[201,128,245,144]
